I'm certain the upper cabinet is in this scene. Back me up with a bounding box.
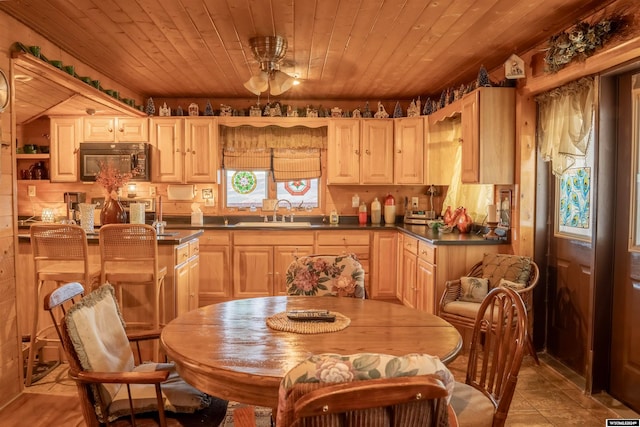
[50,117,81,182]
[460,87,515,184]
[83,117,149,142]
[427,87,515,184]
[394,117,425,185]
[327,119,397,185]
[151,117,218,183]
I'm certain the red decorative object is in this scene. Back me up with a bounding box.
[456,208,473,233]
[100,195,127,225]
[284,180,310,196]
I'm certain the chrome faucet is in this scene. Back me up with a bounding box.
[273,199,292,222]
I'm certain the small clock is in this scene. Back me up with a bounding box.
[0,69,9,112]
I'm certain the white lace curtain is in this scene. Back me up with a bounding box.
[536,77,595,176]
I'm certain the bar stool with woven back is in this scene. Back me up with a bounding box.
[99,224,167,335]
[26,224,101,386]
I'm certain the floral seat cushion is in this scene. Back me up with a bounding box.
[285,254,365,298]
[276,353,454,426]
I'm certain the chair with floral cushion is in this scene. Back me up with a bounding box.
[285,254,366,298]
[49,282,228,427]
[274,353,456,427]
[438,253,539,364]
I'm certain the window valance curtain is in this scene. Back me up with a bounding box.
[220,126,326,181]
[536,76,595,176]
[219,125,327,149]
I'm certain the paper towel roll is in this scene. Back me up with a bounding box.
[167,185,195,200]
[129,203,146,224]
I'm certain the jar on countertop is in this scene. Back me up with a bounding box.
[371,198,382,225]
[384,194,396,225]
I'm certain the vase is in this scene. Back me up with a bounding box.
[100,194,128,225]
[456,208,473,234]
[78,203,96,233]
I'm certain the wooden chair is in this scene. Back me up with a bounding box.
[450,287,528,427]
[99,224,167,332]
[26,223,101,386]
[285,253,366,298]
[45,282,228,427]
[438,254,539,364]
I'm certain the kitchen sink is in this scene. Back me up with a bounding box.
[234,221,313,228]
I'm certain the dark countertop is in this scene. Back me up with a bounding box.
[17,227,203,245]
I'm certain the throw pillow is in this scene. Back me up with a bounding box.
[499,278,526,291]
[482,253,531,288]
[459,276,489,303]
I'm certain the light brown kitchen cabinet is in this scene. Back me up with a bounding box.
[393,117,425,184]
[232,232,314,298]
[425,116,460,185]
[184,118,218,183]
[416,241,436,314]
[83,117,149,142]
[198,231,231,305]
[370,230,399,300]
[327,119,393,184]
[151,117,184,182]
[50,117,80,182]
[460,87,515,184]
[401,236,419,309]
[175,239,200,316]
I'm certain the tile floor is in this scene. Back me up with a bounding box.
[22,351,640,426]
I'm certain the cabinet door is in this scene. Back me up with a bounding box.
[151,118,183,182]
[188,255,200,311]
[273,245,314,296]
[185,118,217,183]
[118,118,149,142]
[175,261,190,316]
[416,258,435,314]
[327,119,360,184]
[394,117,425,184]
[371,231,399,300]
[50,118,80,182]
[361,119,393,184]
[233,246,273,298]
[83,117,116,141]
[461,91,480,183]
[401,248,417,309]
[199,242,231,305]
[426,116,460,185]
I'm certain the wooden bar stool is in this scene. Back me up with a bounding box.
[99,224,167,334]
[27,224,101,386]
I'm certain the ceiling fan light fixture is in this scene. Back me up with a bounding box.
[245,35,297,96]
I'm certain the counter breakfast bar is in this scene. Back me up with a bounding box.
[16,228,203,360]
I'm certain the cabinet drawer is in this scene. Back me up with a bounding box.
[189,239,199,257]
[316,232,370,246]
[418,241,435,264]
[175,243,189,264]
[233,231,314,246]
[200,231,230,246]
[403,237,418,255]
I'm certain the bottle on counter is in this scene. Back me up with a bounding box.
[329,209,340,224]
[358,202,367,225]
[384,194,396,225]
[371,197,382,224]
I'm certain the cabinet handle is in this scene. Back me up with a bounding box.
[191,150,196,155]
[355,150,360,155]
[397,149,402,154]
[365,149,370,155]
[458,138,463,144]
[175,148,181,153]
[118,128,124,133]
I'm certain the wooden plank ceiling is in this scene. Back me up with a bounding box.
[0,0,620,104]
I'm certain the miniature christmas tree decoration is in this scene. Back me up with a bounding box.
[477,65,491,87]
[145,97,155,116]
[204,100,214,116]
[393,101,402,118]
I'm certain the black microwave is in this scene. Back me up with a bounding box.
[79,142,151,182]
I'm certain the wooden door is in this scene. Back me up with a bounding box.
[610,71,640,413]
[401,248,417,309]
[460,91,479,183]
[394,117,425,184]
[371,231,399,300]
[151,118,183,182]
[50,118,80,182]
[232,246,273,298]
[185,118,217,183]
[361,119,393,184]
[198,232,231,305]
[117,118,149,142]
[188,255,199,311]
[83,117,116,141]
[327,119,360,184]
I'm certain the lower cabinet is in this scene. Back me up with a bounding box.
[175,239,200,316]
[232,232,314,298]
[371,230,399,300]
[416,241,436,314]
[198,231,231,305]
[401,236,419,309]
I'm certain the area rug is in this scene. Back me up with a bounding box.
[221,402,273,427]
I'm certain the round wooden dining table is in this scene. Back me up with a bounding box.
[161,296,462,408]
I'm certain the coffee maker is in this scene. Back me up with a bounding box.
[64,192,86,223]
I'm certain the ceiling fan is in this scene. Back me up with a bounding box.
[243,35,298,96]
